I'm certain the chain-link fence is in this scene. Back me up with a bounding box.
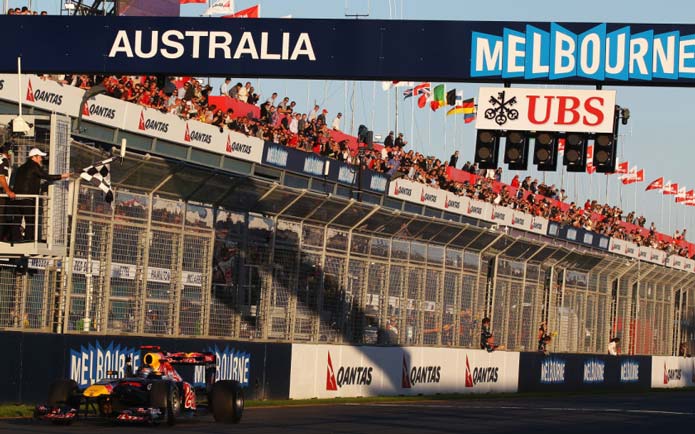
[1,181,694,356]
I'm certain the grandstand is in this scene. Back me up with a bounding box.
[0,71,693,358]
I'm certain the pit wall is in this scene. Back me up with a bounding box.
[0,332,692,403]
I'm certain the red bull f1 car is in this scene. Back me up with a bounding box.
[35,345,244,425]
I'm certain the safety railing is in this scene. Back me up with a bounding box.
[0,194,49,246]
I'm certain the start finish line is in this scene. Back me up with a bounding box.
[3,16,695,86]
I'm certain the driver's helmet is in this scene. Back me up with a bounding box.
[137,366,153,378]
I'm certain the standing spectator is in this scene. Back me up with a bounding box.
[247,87,259,105]
[331,112,342,131]
[317,109,327,126]
[277,97,290,114]
[537,321,551,354]
[220,77,231,96]
[308,104,320,122]
[162,77,177,97]
[0,142,16,242]
[511,174,520,188]
[266,92,278,107]
[607,337,621,355]
[449,150,459,168]
[395,132,407,148]
[384,131,395,148]
[480,317,503,352]
[11,148,70,241]
[494,167,503,182]
[229,82,241,99]
[238,81,250,103]
[298,113,307,133]
[289,113,299,134]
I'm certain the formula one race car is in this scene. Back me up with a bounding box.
[35,346,244,425]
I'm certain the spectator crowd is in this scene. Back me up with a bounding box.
[7,6,47,15]
[39,73,694,259]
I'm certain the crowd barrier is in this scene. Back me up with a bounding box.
[289,344,519,399]
[0,331,291,403]
[518,352,652,392]
[2,332,692,403]
[652,356,695,388]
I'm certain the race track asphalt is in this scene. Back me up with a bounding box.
[2,391,694,433]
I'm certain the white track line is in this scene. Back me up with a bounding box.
[345,403,695,416]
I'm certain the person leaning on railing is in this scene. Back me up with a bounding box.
[11,148,70,242]
[0,142,16,242]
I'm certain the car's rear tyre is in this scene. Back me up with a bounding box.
[150,381,181,426]
[210,380,244,424]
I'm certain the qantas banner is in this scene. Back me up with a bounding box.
[651,356,695,388]
[289,344,519,399]
[5,17,695,86]
[609,238,639,258]
[81,93,129,130]
[0,73,264,164]
[639,246,667,266]
[0,74,82,117]
[489,205,513,226]
[476,88,616,133]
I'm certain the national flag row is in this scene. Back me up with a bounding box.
[645,178,695,206]
[384,81,477,123]
[181,1,262,18]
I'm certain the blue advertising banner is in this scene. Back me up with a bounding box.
[4,16,695,86]
[0,331,292,402]
[518,352,652,392]
[262,142,388,194]
[547,222,610,251]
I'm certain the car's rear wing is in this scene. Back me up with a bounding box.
[140,346,216,366]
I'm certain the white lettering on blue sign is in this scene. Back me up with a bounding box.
[583,359,605,383]
[620,360,640,383]
[69,341,140,387]
[266,146,288,167]
[338,166,356,184]
[369,175,387,192]
[109,30,316,61]
[540,358,565,383]
[471,23,695,81]
[194,346,250,388]
[303,156,325,176]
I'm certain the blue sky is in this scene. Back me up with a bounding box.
[10,0,695,237]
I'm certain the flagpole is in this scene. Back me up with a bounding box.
[605,174,609,205]
[410,96,415,153]
[669,198,673,235]
[395,88,399,137]
[573,173,577,203]
[386,86,390,138]
[444,106,448,158]
[371,81,376,132]
[660,193,664,231]
[428,108,431,155]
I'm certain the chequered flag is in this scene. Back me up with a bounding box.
[80,157,114,203]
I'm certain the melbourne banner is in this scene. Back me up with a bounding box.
[4,16,695,85]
